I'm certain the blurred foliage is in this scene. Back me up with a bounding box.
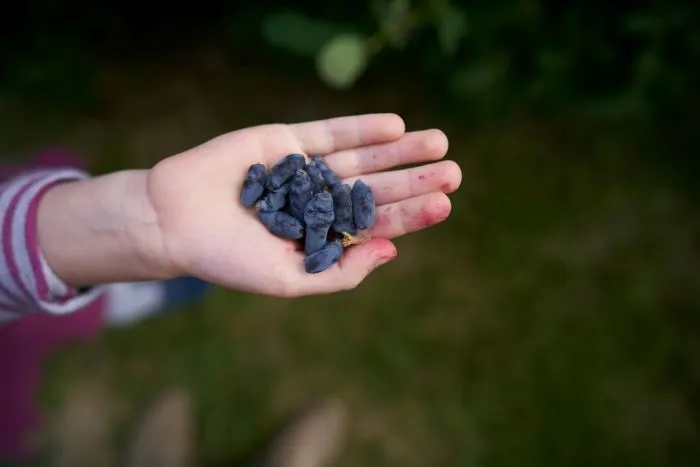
[0,1,698,120]
[259,0,699,120]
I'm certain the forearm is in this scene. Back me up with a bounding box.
[37,169,174,288]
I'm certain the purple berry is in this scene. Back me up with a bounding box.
[312,155,341,188]
[304,240,343,273]
[304,192,335,254]
[331,184,356,235]
[240,163,266,207]
[266,153,305,190]
[258,211,304,240]
[289,169,313,223]
[351,179,375,230]
[258,182,291,212]
[304,163,327,193]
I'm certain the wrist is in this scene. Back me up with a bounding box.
[37,169,178,288]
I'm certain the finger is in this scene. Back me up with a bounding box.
[287,238,398,296]
[273,193,452,296]
[343,160,462,205]
[370,192,452,239]
[288,114,405,155]
[323,129,449,178]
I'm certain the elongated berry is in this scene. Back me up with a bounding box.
[351,179,375,230]
[257,182,291,212]
[304,163,327,193]
[266,153,305,190]
[258,211,304,240]
[331,184,356,235]
[240,163,266,207]
[303,192,335,254]
[312,155,341,188]
[304,240,343,273]
[289,169,313,223]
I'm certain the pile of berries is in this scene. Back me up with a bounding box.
[240,153,376,273]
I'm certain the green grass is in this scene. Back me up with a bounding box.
[2,52,698,466]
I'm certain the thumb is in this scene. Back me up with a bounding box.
[291,238,397,296]
[333,238,398,291]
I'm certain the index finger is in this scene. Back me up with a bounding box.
[287,114,405,155]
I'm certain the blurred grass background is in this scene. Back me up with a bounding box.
[1,1,699,466]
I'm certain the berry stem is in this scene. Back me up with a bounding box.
[341,232,371,248]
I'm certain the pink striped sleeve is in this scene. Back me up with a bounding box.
[0,169,105,319]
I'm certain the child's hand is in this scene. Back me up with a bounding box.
[38,114,460,296]
[146,114,461,296]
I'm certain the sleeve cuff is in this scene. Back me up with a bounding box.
[0,168,106,316]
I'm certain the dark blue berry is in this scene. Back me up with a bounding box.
[304,240,343,273]
[289,169,313,223]
[257,182,291,212]
[240,163,266,207]
[351,179,375,230]
[258,211,304,240]
[331,184,356,235]
[303,192,335,254]
[266,154,305,190]
[304,163,327,193]
[312,155,342,188]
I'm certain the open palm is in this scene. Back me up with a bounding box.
[146,114,461,297]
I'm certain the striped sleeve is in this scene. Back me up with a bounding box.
[0,168,105,320]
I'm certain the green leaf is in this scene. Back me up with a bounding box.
[261,12,344,58]
[436,4,469,56]
[316,34,369,90]
[373,0,412,49]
